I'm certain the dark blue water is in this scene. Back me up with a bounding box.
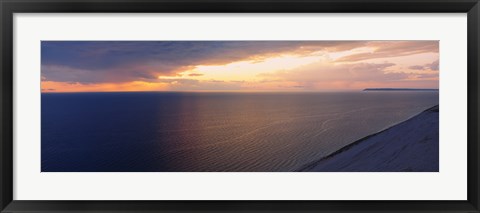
[41,92,438,172]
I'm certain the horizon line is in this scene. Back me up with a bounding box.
[41,88,440,94]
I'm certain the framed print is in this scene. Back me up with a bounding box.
[1,0,479,212]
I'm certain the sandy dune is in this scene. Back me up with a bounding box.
[299,105,439,172]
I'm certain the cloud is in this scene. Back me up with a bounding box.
[167,79,245,91]
[427,60,439,71]
[157,78,198,84]
[408,60,439,71]
[259,61,411,90]
[409,65,425,70]
[41,64,160,84]
[265,61,400,81]
[41,41,370,84]
[336,41,438,62]
[41,41,439,91]
[415,73,439,79]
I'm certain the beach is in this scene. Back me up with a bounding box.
[298,105,439,172]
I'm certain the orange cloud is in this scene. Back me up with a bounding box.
[41,81,168,93]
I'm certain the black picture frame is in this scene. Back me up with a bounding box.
[1,0,479,212]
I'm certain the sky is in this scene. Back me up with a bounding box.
[41,41,439,92]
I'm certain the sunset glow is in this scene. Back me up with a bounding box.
[41,41,439,92]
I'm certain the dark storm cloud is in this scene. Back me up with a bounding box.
[41,41,368,84]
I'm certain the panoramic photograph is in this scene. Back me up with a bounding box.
[41,41,439,172]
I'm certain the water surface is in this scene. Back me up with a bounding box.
[41,91,439,172]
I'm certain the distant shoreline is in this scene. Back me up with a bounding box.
[41,89,439,94]
[297,105,439,172]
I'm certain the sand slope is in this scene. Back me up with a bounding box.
[299,105,439,172]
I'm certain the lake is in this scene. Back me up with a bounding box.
[41,91,439,172]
